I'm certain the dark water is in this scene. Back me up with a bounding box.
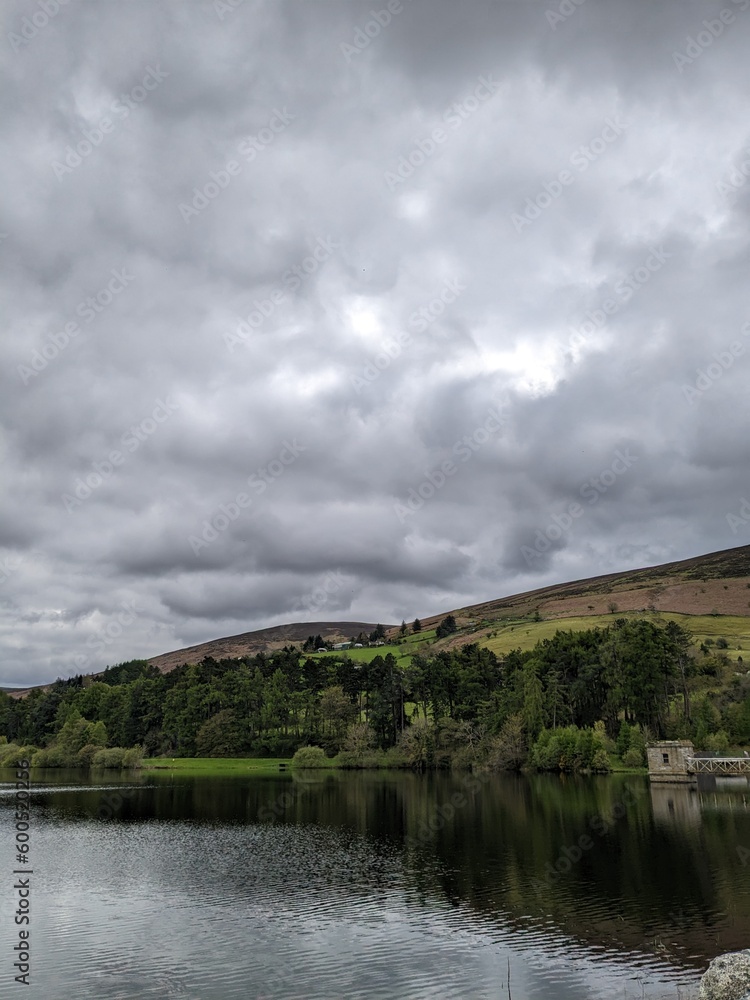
[3,768,750,999]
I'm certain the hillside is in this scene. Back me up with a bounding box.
[147,543,750,672]
[404,543,750,659]
[146,621,386,674]
[5,543,750,697]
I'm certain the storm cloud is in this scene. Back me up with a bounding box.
[2,0,749,686]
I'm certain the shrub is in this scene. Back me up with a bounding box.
[0,743,22,767]
[291,745,329,768]
[92,747,127,769]
[76,743,101,767]
[591,747,612,772]
[32,747,73,767]
[122,745,144,768]
[622,748,644,769]
[703,730,729,753]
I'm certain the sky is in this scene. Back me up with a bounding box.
[1,0,750,688]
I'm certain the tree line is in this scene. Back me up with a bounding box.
[1,617,748,768]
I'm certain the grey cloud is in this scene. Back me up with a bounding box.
[2,0,749,685]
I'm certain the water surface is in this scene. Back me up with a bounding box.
[3,768,748,999]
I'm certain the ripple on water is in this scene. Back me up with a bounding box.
[13,814,702,1000]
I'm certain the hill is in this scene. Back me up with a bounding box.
[146,621,386,674]
[5,543,750,697]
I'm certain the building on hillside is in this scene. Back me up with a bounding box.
[332,642,351,651]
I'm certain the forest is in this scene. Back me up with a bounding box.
[2,617,749,770]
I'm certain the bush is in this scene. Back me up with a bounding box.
[30,747,70,768]
[291,745,329,768]
[92,747,127,769]
[530,724,612,772]
[76,743,101,767]
[0,743,21,767]
[122,745,144,768]
[591,747,612,773]
[703,730,729,753]
[622,748,644,769]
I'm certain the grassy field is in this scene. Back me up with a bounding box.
[306,629,438,666]
[142,757,291,772]
[480,611,750,661]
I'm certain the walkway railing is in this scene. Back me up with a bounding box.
[686,757,750,775]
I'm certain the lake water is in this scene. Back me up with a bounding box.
[3,768,750,999]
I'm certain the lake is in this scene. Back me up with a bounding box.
[3,767,749,999]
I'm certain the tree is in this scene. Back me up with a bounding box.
[412,618,422,633]
[399,620,407,636]
[319,686,356,741]
[664,620,694,721]
[488,713,527,771]
[196,709,244,757]
[522,660,544,739]
[435,615,458,639]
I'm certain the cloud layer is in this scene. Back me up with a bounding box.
[2,0,750,686]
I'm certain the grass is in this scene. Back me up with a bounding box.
[141,757,291,773]
[306,630,437,667]
[480,611,750,661]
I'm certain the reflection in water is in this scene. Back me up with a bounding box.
[3,768,746,998]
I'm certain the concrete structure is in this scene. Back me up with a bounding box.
[647,740,695,782]
[648,741,750,782]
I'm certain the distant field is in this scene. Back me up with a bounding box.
[480,611,750,661]
[142,757,290,772]
[307,629,437,666]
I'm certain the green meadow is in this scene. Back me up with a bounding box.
[480,610,750,661]
[142,757,291,773]
[305,629,438,666]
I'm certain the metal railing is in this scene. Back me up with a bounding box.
[686,757,750,775]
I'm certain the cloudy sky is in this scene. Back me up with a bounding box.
[2,0,749,687]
